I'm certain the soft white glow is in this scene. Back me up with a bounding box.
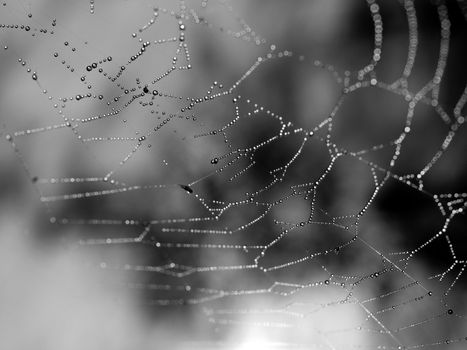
[236,339,271,350]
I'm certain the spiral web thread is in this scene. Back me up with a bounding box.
[1,0,467,348]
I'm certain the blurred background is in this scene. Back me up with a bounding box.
[0,0,466,349]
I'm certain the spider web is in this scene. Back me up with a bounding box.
[0,0,466,349]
